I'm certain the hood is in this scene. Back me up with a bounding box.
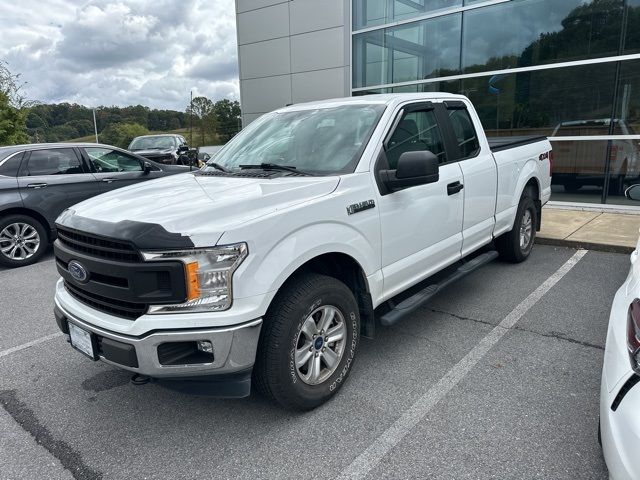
[58,172,340,248]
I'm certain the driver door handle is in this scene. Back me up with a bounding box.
[447,181,464,195]
[26,183,48,189]
[101,178,116,183]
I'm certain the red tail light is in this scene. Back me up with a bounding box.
[548,150,554,177]
[627,299,640,373]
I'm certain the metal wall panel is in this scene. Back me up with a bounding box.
[240,75,292,114]
[289,0,345,35]
[236,2,289,45]
[291,27,345,73]
[239,37,291,79]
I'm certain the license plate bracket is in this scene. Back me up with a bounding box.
[68,322,98,360]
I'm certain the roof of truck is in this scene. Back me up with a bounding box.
[275,93,468,113]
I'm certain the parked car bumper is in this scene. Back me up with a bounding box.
[600,281,640,480]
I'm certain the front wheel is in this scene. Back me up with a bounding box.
[253,273,360,410]
[495,188,537,263]
[0,215,48,268]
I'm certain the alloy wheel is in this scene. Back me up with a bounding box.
[294,305,347,385]
[519,209,533,251]
[0,223,40,261]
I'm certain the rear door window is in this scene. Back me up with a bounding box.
[447,108,480,159]
[0,152,23,177]
[25,149,85,176]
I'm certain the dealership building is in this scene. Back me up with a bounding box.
[235,0,640,204]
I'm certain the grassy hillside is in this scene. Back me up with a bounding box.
[65,128,221,148]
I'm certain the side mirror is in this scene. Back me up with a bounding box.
[626,184,640,201]
[143,161,152,174]
[380,151,439,192]
[178,145,189,153]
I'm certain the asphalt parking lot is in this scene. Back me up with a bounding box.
[0,245,628,480]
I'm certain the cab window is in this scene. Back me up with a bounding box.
[386,109,446,168]
[85,148,143,172]
[448,108,480,158]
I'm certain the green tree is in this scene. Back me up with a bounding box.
[100,122,149,149]
[0,92,28,145]
[0,62,30,145]
[213,99,241,143]
[187,96,216,145]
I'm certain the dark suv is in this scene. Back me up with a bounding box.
[0,143,187,268]
[128,134,191,165]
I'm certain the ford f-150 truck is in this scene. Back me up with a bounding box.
[52,93,552,410]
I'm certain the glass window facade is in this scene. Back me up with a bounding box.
[352,0,640,205]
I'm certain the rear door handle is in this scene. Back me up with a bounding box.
[447,181,464,195]
[26,183,48,189]
[101,178,116,183]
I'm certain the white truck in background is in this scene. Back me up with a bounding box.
[52,93,552,410]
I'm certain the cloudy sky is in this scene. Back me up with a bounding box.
[0,0,238,110]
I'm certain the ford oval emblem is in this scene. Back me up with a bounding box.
[68,260,89,283]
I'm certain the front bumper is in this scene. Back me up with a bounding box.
[54,303,262,380]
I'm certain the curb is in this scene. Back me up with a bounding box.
[535,236,634,254]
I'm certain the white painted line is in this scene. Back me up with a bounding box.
[338,249,588,480]
[0,332,64,359]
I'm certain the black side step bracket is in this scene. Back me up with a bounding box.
[379,250,499,327]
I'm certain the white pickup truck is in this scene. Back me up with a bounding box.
[53,94,552,410]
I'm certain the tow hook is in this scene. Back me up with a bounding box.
[130,373,151,385]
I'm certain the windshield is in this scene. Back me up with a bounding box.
[204,104,386,174]
[129,136,176,151]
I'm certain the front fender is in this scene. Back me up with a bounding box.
[231,221,379,303]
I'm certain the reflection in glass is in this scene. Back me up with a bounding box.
[353,13,461,88]
[459,63,617,137]
[463,0,623,73]
[353,0,462,30]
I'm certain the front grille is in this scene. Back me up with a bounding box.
[57,227,141,262]
[65,281,148,320]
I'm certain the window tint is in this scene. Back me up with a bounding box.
[448,108,480,158]
[386,109,446,168]
[0,152,22,177]
[85,148,142,172]
[27,149,84,176]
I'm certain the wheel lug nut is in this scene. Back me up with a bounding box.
[315,353,319,357]
[312,334,316,338]
[322,347,326,352]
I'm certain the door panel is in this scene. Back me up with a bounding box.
[445,106,498,255]
[17,148,100,227]
[377,105,464,301]
[379,162,464,300]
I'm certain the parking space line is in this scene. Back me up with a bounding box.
[0,332,64,360]
[338,249,588,480]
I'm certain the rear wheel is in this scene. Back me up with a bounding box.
[495,188,537,263]
[0,215,47,268]
[253,273,360,410]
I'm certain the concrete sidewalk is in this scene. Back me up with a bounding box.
[537,206,640,253]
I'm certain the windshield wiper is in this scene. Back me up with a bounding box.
[238,163,314,176]
[207,162,231,173]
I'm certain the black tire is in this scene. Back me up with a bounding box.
[253,273,360,411]
[0,214,48,268]
[610,173,626,196]
[563,176,581,192]
[495,188,537,263]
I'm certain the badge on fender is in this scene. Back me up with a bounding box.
[346,199,375,215]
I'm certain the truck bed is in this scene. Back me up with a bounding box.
[488,136,548,152]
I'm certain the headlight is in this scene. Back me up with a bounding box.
[142,243,248,313]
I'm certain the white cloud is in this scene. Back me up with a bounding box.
[0,0,239,110]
